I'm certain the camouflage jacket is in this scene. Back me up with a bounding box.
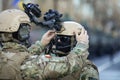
[21,41,99,80]
[0,41,45,80]
[0,42,29,80]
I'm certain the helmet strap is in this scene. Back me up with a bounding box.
[71,36,76,50]
[12,38,31,48]
[0,33,13,42]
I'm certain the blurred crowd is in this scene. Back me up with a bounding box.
[0,0,120,59]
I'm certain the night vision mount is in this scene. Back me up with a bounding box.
[23,3,63,32]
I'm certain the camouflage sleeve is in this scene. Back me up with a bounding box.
[65,42,89,75]
[28,41,45,55]
[79,60,99,80]
[70,42,89,55]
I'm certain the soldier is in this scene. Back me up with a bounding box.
[0,9,99,80]
[21,21,99,80]
[0,9,32,80]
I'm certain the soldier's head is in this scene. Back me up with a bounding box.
[0,9,31,47]
[52,21,84,56]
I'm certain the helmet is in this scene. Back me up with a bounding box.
[51,21,84,56]
[0,9,31,47]
[57,21,83,35]
[0,9,30,32]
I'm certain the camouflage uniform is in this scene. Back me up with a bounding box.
[21,40,99,80]
[0,42,29,80]
[0,9,30,80]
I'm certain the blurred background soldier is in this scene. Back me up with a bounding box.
[21,21,99,80]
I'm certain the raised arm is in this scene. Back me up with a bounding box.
[28,30,55,54]
[70,28,89,58]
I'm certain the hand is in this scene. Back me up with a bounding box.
[74,28,89,44]
[41,30,55,47]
